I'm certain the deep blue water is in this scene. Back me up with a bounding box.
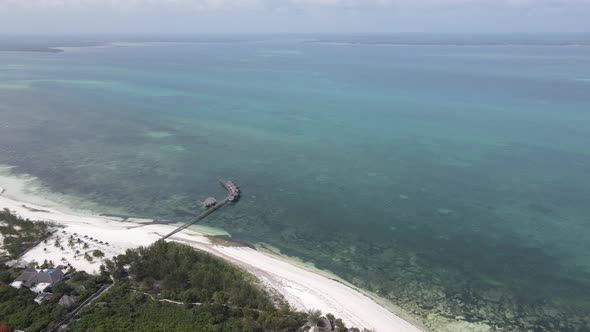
[1,35,590,330]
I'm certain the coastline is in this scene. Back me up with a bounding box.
[0,176,424,332]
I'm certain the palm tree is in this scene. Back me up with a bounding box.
[92,249,105,261]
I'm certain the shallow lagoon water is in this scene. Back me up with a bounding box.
[1,37,590,330]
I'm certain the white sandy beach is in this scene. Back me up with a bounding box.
[0,182,423,332]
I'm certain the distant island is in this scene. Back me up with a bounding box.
[0,35,267,53]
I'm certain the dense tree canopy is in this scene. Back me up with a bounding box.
[69,241,308,331]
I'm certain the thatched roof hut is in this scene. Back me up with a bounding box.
[317,317,334,331]
[203,197,218,208]
[58,295,77,307]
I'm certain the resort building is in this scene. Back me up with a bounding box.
[34,292,52,305]
[222,180,241,202]
[10,266,64,293]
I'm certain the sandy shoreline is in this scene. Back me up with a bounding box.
[0,183,423,332]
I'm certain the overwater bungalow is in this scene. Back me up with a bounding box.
[204,197,218,208]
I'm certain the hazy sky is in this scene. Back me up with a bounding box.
[0,0,589,33]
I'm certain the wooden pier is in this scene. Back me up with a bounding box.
[161,180,240,240]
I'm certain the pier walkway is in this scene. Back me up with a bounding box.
[161,180,239,240]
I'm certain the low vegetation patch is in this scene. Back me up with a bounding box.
[0,208,53,258]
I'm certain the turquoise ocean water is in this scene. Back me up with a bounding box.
[1,35,590,330]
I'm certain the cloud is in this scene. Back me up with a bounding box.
[0,0,588,33]
[1,0,589,12]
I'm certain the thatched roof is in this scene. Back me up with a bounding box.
[58,295,77,307]
[204,197,218,207]
[317,317,334,331]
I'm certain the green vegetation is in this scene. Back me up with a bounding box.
[0,208,52,258]
[0,263,109,331]
[0,209,362,332]
[69,241,308,331]
[92,249,104,260]
[0,284,58,331]
[0,210,108,331]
